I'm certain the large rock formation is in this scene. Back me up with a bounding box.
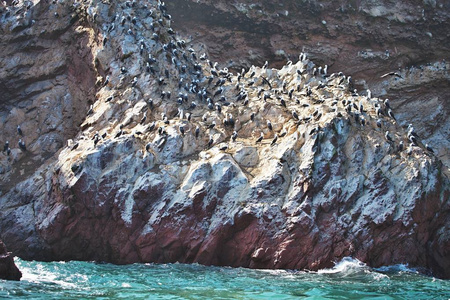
[167,0,450,173]
[0,0,449,279]
[0,240,21,281]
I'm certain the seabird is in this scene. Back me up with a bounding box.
[425,143,434,153]
[385,131,393,142]
[195,126,200,138]
[409,134,418,145]
[387,109,396,120]
[115,129,123,138]
[18,139,26,151]
[376,119,382,128]
[270,134,278,146]
[71,142,79,150]
[207,136,214,148]
[267,120,273,131]
[17,125,23,136]
[87,105,94,115]
[140,113,147,125]
[179,125,185,136]
[255,132,263,143]
[3,141,9,152]
[397,141,404,152]
[231,131,238,142]
[219,144,228,151]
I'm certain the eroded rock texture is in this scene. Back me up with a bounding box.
[0,240,21,281]
[0,0,449,278]
[167,0,450,172]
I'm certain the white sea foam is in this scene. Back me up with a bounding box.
[317,257,369,274]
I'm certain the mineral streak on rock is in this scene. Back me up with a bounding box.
[0,0,449,279]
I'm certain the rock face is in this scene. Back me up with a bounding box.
[0,0,449,279]
[0,240,21,281]
[167,0,450,173]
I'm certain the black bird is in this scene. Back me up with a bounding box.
[231,131,238,142]
[17,125,23,136]
[140,113,147,125]
[397,141,404,152]
[271,134,278,146]
[18,139,26,151]
[179,125,185,136]
[292,110,299,120]
[387,109,396,120]
[385,131,393,142]
[255,132,263,143]
[195,126,200,138]
[115,129,123,138]
[425,143,434,153]
[267,120,273,131]
[376,119,382,128]
[87,105,94,116]
[94,135,100,146]
[4,141,9,152]
[71,142,79,150]
[219,144,228,151]
[409,134,418,145]
[208,136,214,148]
[250,112,255,121]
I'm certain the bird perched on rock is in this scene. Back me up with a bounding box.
[207,136,214,148]
[385,131,393,142]
[231,131,238,142]
[267,120,273,131]
[271,134,278,146]
[255,132,264,144]
[18,139,26,151]
[195,126,200,139]
[17,125,23,136]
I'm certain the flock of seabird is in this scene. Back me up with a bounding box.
[0,0,437,172]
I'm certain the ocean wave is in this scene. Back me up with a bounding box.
[317,257,370,275]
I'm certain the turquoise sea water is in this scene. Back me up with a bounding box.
[1,257,449,299]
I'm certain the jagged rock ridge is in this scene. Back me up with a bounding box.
[0,0,449,278]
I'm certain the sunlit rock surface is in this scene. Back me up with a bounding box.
[0,0,449,278]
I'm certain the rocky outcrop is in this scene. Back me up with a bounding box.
[0,240,21,281]
[167,0,450,173]
[0,0,449,279]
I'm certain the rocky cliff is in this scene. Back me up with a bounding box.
[0,0,449,279]
[167,0,450,173]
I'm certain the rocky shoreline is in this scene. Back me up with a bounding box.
[0,0,449,279]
